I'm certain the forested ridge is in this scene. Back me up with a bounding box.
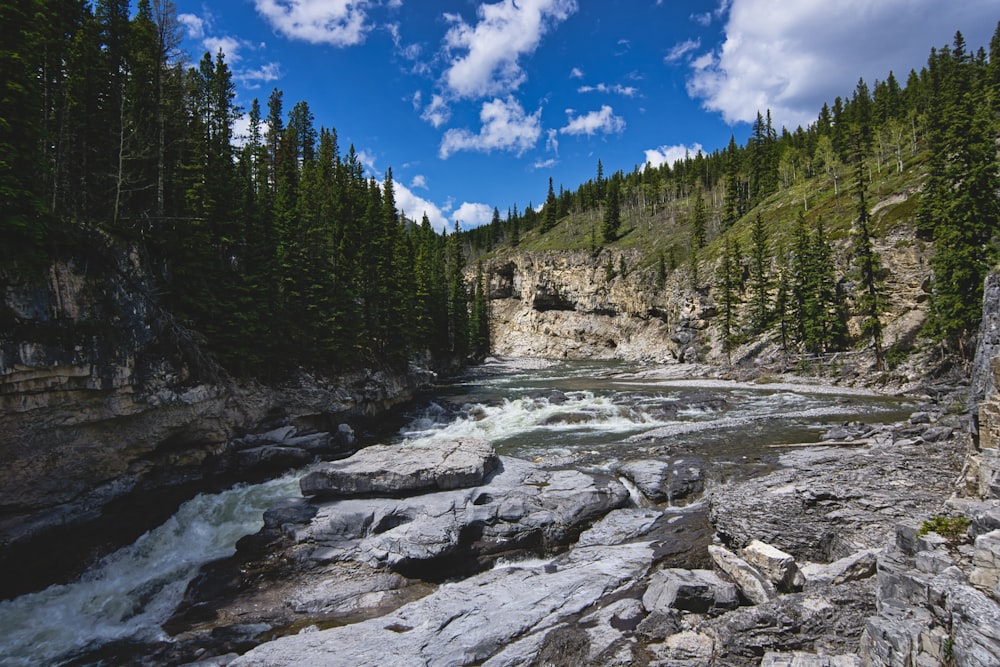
[1,0,489,377]
[464,26,1000,363]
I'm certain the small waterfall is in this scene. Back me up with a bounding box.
[0,473,302,667]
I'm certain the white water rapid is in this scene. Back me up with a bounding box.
[0,473,302,667]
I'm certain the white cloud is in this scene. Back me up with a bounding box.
[686,0,998,129]
[356,149,378,173]
[203,35,246,62]
[394,181,449,231]
[665,38,700,63]
[451,202,494,228]
[569,67,584,79]
[442,0,578,98]
[421,94,451,128]
[545,128,559,154]
[644,142,703,169]
[533,158,557,169]
[559,105,625,137]
[577,83,638,96]
[253,0,371,47]
[236,62,283,87]
[178,13,205,39]
[410,174,428,190]
[440,97,542,158]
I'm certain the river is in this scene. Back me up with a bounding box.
[0,358,914,666]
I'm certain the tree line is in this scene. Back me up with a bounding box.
[0,0,489,376]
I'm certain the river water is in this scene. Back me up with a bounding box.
[0,358,914,666]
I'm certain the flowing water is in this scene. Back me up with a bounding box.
[0,358,915,666]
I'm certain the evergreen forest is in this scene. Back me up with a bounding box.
[1,0,489,376]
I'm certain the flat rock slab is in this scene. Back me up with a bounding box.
[300,438,499,498]
[231,541,656,667]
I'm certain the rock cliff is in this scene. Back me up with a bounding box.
[0,248,430,599]
[482,226,932,370]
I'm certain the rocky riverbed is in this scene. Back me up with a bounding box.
[77,379,995,667]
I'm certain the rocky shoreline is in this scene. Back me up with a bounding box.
[87,369,995,667]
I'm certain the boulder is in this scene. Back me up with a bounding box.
[741,540,805,593]
[614,457,705,505]
[800,549,880,586]
[642,568,739,615]
[760,652,861,666]
[647,631,714,667]
[299,439,499,498]
[969,529,1000,594]
[708,544,777,605]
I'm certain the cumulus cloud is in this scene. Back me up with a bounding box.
[203,35,246,61]
[644,143,703,169]
[577,83,638,97]
[442,0,578,98]
[559,105,625,137]
[410,174,428,190]
[178,13,205,39]
[422,94,451,128]
[569,67,584,79]
[451,202,495,228]
[440,97,542,158]
[253,0,371,47]
[686,0,997,129]
[393,181,449,231]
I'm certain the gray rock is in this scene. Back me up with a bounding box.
[760,652,861,667]
[920,425,953,442]
[969,529,1000,593]
[230,542,656,667]
[642,568,739,615]
[742,540,805,593]
[800,549,880,586]
[647,631,714,667]
[299,439,499,498]
[615,457,705,505]
[708,544,777,605]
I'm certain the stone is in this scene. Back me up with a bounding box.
[641,568,739,615]
[708,544,777,605]
[230,542,657,667]
[648,631,714,667]
[299,439,499,498]
[742,540,805,593]
[800,549,880,586]
[969,529,1000,593]
[614,457,705,505]
[920,425,953,442]
[761,652,862,667]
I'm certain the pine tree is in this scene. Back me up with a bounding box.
[717,236,742,364]
[601,179,621,242]
[849,148,885,370]
[691,189,707,250]
[747,212,770,334]
[541,177,558,232]
[470,264,490,358]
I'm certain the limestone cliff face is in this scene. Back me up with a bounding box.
[483,222,933,370]
[0,249,427,598]
[485,249,713,363]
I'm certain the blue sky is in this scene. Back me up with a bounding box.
[173,0,997,231]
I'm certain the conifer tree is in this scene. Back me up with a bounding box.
[747,212,770,334]
[601,179,621,243]
[849,149,886,370]
[717,236,742,364]
[691,189,707,250]
[542,177,558,232]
